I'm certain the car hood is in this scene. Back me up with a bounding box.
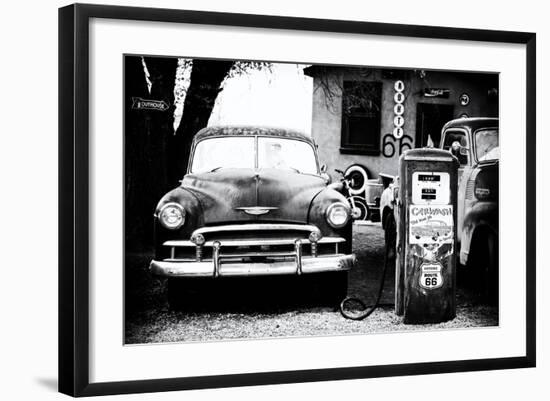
[181,168,327,224]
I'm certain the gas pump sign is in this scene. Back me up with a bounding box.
[412,172,450,204]
[410,171,454,245]
[409,205,453,244]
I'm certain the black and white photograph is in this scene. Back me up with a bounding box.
[51,2,537,397]
[124,56,500,344]
[1,0,545,399]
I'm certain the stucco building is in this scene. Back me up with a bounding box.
[303,66,498,179]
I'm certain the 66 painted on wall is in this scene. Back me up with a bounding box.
[382,80,413,158]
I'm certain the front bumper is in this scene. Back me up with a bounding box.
[150,253,356,277]
[151,223,355,278]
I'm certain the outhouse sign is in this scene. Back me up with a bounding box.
[131,97,170,111]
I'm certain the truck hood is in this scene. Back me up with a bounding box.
[181,168,327,224]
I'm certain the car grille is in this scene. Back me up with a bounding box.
[198,227,311,243]
[163,223,345,262]
[465,178,475,200]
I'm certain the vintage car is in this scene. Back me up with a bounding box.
[150,126,356,308]
[410,219,453,239]
[381,117,499,303]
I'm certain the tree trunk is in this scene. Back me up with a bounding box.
[125,56,151,250]
[125,57,233,249]
[144,56,178,192]
[169,59,233,184]
[125,56,177,250]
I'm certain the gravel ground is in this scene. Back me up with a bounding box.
[125,223,498,344]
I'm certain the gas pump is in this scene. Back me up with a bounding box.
[395,148,459,324]
[339,148,458,323]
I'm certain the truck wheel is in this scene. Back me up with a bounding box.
[468,232,498,306]
[483,233,499,307]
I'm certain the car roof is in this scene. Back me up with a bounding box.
[193,126,314,144]
[442,117,499,132]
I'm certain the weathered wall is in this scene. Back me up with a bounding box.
[310,68,498,181]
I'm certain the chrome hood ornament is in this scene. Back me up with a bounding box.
[235,206,279,216]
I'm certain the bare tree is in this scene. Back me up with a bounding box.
[167,59,233,184]
[125,56,270,249]
[168,59,271,184]
[125,56,178,249]
[312,67,380,115]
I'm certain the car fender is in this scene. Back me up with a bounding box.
[154,187,204,256]
[459,200,498,266]
[308,187,353,252]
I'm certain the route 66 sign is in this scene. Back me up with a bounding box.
[419,262,443,289]
[394,115,405,128]
[394,80,405,92]
[394,92,405,104]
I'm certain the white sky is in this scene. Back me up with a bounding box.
[208,63,313,134]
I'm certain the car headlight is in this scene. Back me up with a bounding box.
[158,203,186,229]
[325,202,350,228]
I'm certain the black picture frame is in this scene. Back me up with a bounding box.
[59,3,536,397]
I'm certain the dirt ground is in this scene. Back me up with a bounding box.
[124,223,498,344]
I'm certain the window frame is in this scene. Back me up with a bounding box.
[339,80,382,155]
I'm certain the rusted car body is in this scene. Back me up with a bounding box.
[441,118,499,269]
[150,126,356,307]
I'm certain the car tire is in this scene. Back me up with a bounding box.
[344,164,369,195]
[310,271,348,307]
[167,278,191,311]
[349,196,369,221]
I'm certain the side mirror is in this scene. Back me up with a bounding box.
[451,141,469,156]
[321,172,332,184]
[320,164,327,174]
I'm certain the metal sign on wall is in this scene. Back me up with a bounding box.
[423,88,450,98]
[382,80,413,158]
[393,80,405,139]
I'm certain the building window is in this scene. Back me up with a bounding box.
[340,81,382,155]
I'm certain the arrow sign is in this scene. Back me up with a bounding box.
[131,97,170,111]
[423,88,450,98]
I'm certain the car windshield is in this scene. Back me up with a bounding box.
[475,129,499,161]
[257,137,317,174]
[190,136,318,174]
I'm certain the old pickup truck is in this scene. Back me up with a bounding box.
[381,117,499,304]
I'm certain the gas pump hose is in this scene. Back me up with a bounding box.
[339,242,394,320]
